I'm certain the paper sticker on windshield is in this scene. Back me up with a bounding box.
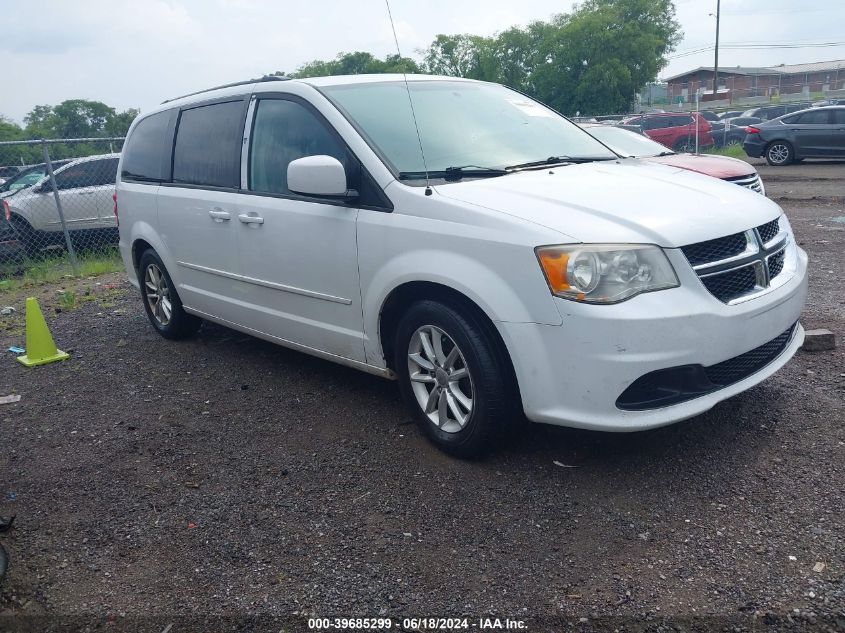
[507,99,555,118]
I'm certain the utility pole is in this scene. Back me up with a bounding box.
[713,0,721,95]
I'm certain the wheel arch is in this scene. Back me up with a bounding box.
[378,281,517,382]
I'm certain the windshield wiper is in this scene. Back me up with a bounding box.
[505,156,615,171]
[398,165,509,182]
[655,151,675,157]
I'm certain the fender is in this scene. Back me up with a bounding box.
[361,248,563,367]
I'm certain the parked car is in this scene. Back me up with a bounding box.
[719,116,764,147]
[812,98,845,107]
[2,154,119,254]
[583,125,764,194]
[0,166,21,183]
[718,110,744,120]
[0,160,73,197]
[740,103,810,121]
[743,106,845,166]
[117,74,807,456]
[696,110,728,146]
[620,112,714,152]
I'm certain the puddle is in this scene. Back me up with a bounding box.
[831,216,845,224]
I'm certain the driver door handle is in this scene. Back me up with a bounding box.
[238,213,264,225]
[209,209,231,221]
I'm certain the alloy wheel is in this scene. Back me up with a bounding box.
[144,263,172,326]
[768,144,790,165]
[407,325,474,433]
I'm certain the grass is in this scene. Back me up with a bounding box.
[703,144,747,159]
[0,249,124,294]
[56,290,78,310]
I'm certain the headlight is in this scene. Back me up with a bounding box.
[536,244,679,304]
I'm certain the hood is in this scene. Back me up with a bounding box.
[433,159,781,248]
[643,153,756,179]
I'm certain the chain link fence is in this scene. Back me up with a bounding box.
[0,138,124,275]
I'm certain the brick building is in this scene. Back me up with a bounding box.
[663,59,845,103]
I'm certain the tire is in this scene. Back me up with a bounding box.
[673,137,693,153]
[138,249,201,340]
[765,141,794,166]
[9,216,41,258]
[394,300,519,457]
[724,135,743,148]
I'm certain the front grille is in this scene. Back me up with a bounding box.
[723,172,763,194]
[700,264,757,302]
[758,218,780,244]
[682,218,789,303]
[681,232,747,266]
[617,323,797,410]
[768,249,785,279]
[704,324,796,386]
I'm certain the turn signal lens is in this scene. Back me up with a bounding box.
[2,199,10,222]
[537,250,570,293]
[536,244,679,304]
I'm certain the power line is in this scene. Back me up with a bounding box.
[667,41,845,60]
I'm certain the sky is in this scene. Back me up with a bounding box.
[1,0,843,123]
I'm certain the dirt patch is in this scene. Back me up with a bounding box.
[0,202,842,632]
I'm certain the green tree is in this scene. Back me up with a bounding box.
[22,100,138,139]
[291,51,421,78]
[419,0,681,115]
[0,116,24,142]
[421,34,497,79]
[532,0,682,114]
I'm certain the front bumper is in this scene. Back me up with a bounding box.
[497,245,808,431]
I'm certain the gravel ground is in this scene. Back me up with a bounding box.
[0,198,843,633]
[745,159,844,201]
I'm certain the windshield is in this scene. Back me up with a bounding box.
[321,80,617,178]
[582,126,670,158]
[0,168,47,192]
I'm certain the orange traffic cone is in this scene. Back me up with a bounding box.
[16,297,70,367]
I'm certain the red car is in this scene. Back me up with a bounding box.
[583,124,764,194]
[620,112,714,152]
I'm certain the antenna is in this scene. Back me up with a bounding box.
[384,0,432,195]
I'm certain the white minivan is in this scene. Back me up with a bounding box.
[117,74,808,456]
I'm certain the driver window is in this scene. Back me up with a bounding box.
[249,99,350,195]
[54,163,97,190]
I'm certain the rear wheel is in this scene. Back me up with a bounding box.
[766,141,794,166]
[394,300,519,457]
[138,249,201,339]
[8,216,41,258]
[673,137,694,153]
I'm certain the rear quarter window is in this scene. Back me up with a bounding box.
[121,110,173,183]
[172,100,245,188]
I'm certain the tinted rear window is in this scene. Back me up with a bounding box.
[121,110,172,183]
[833,109,845,125]
[172,100,244,188]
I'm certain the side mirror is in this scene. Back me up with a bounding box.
[287,155,357,200]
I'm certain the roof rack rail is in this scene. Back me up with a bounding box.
[161,75,290,104]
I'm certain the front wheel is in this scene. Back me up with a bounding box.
[394,300,519,457]
[138,249,201,340]
[766,141,794,166]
